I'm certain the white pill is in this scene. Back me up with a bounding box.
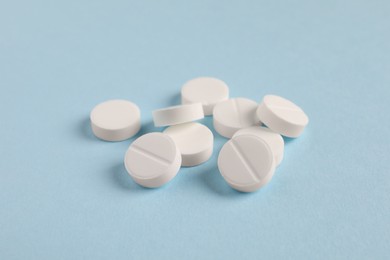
[256,95,309,138]
[124,133,181,188]
[181,77,229,116]
[152,103,204,127]
[213,98,260,138]
[233,126,284,166]
[90,99,141,142]
[218,135,276,192]
[164,122,213,167]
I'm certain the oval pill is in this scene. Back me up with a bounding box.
[218,134,276,192]
[213,98,260,138]
[124,132,181,188]
[90,99,141,141]
[181,77,229,116]
[256,95,309,138]
[152,103,204,127]
[164,122,213,167]
[233,126,284,166]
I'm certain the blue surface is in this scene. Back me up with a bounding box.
[1,1,389,259]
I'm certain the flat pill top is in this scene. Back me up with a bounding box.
[218,135,274,187]
[90,100,140,130]
[263,95,309,126]
[163,122,213,155]
[125,133,178,180]
[213,98,258,128]
[181,77,229,104]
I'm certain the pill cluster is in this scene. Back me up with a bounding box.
[90,77,309,192]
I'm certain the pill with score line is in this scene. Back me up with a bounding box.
[213,98,260,138]
[257,95,309,138]
[124,132,181,188]
[218,134,276,192]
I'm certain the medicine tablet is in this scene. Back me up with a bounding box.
[256,95,309,138]
[153,103,204,127]
[181,77,229,116]
[233,126,284,166]
[164,122,213,167]
[124,133,181,188]
[218,135,276,192]
[213,98,260,138]
[90,99,141,141]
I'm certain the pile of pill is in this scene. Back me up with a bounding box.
[90,77,309,192]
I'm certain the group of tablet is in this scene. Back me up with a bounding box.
[90,77,309,192]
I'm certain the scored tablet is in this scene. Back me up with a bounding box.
[218,134,276,192]
[213,98,260,138]
[257,95,309,138]
[124,132,182,188]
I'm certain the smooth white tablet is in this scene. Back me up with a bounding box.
[233,126,284,166]
[256,95,309,138]
[153,103,204,127]
[164,122,213,167]
[90,99,141,141]
[181,77,229,116]
[218,135,275,192]
[213,98,260,138]
[124,133,181,188]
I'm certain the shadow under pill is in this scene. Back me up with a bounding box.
[283,136,296,144]
[169,93,181,106]
[136,120,158,137]
[198,164,247,197]
[78,117,97,141]
[110,162,155,193]
[199,117,228,143]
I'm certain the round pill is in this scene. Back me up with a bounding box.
[124,132,181,188]
[90,99,141,142]
[213,98,260,138]
[256,95,309,138]
[233,126,284,166]
[164,122,213,167]
[218,135,276,192]
[181,77,229,116]
[152,103,204,127]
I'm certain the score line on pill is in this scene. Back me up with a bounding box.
[218,134,276,192]
[256,95,309,138]
[213,98,260,138]
[233,126,284,166]
[124,132,181,188]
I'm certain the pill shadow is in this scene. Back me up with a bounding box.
[199,116,222,139]
[110,162,156,193]
[81,118,158,145]
[136,120,158,137]
[199,165,250,197]
[283,136,296,144]
[197,117,247,197]
[78,117,97,141]
[169,93,181,106]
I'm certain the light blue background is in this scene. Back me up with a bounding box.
[1,1,389,259]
